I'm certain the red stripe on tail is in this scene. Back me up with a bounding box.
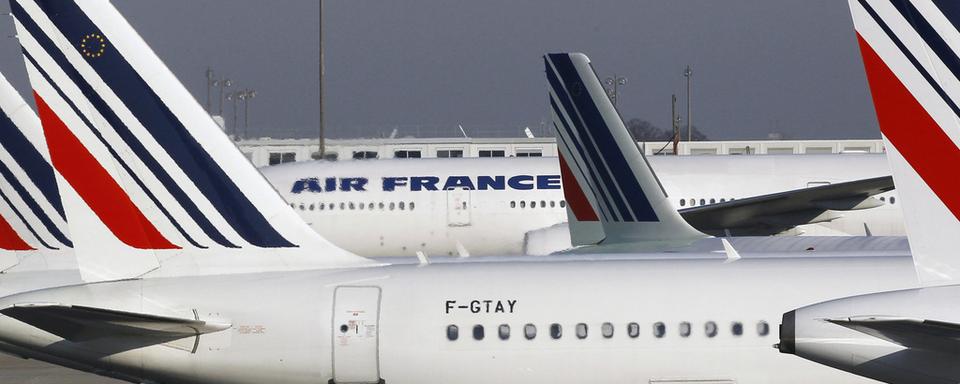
[0,213,34,250]
[559,154,599,221]
[33,92,179,250]
[857,34,960,221]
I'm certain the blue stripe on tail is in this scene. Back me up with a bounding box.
[0,108,64,219]
[0,157,68,248]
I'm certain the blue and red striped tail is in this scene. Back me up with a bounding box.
[10,0,372,280]
[849,0,960,285]
[0,70,73,272]
[544,53,705,247]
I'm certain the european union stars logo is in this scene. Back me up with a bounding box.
[80,33,107,58]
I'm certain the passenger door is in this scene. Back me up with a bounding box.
[446,188,471,226]
[332,286,382,384]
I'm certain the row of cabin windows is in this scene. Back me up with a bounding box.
[680,195,898,208]
[679,196,897,208]
[446,321,769,341]
[510,200,566,209]
[679,198,735,207]
[292,201,416,212]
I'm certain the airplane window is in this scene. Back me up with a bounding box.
[550,323,562,339]
[349,202,355,210]
[520,201,526,208]
[530,201,536,209]
[709,198,716,204]
[540,201,546,208]
[627,322,640,338]
[524,324,537,340]
[653,322,666,338]
[329,203,335,210]
[601,322,614,338]
[390,202,395,210]
[688,199,695,206]
[319,203,325,211]
[308,204,314,211]
[679,322,691,337]
[447,325,459,341]
[550,201,556,208]
[298,204,305,211]
[499,324,510,340]
[473,325,485,340]
[379,202,385,210]
[511,201,517,208]
[576,323,588,339]
[399,202,406,210]
[339,202,345,210]
[705,321,717,338]
[560,200,567,208]
[410,202,415,210]
[680,199,686,207]
[890,197,896,204]
[757,321,770,336]
[700,199,706,206]
[358,203,364,210]
[720,198,726,203]
[289,203,295,208]
[462,202,467,210]
[368,203,374,210]
[731,322,743,336]
[880,196,886,202]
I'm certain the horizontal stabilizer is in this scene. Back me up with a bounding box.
[1,304,230,342]
[680,176,894,236]
[827,316,960,355]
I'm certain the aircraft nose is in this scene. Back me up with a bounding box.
[778,310,795,354]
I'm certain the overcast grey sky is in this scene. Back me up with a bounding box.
[0,1,880,140]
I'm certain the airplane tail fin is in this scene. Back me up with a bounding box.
[848,0,960,285]
[544,53,706,246]
[10,0,373,280]
[0,69,73,272]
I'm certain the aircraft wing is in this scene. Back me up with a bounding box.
[1,304,230,342]
[679,176,894,236]
[827,316,960,355]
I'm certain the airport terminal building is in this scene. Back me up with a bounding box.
[238,137,886,167]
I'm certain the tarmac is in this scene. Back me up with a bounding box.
[0,353,122,384]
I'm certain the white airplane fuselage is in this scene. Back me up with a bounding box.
[264,154,903,256]
[0,253,917,384]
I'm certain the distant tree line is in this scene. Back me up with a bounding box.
[624,118,708,141]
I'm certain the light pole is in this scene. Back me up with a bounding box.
[684,65,693,142]
[238,89,256,139]
[604,75,627,107]
[225,91,239,138]
[213,77,232,117]
[205,67,215,113]
[317,0,326,159]
[672,94,680,155]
